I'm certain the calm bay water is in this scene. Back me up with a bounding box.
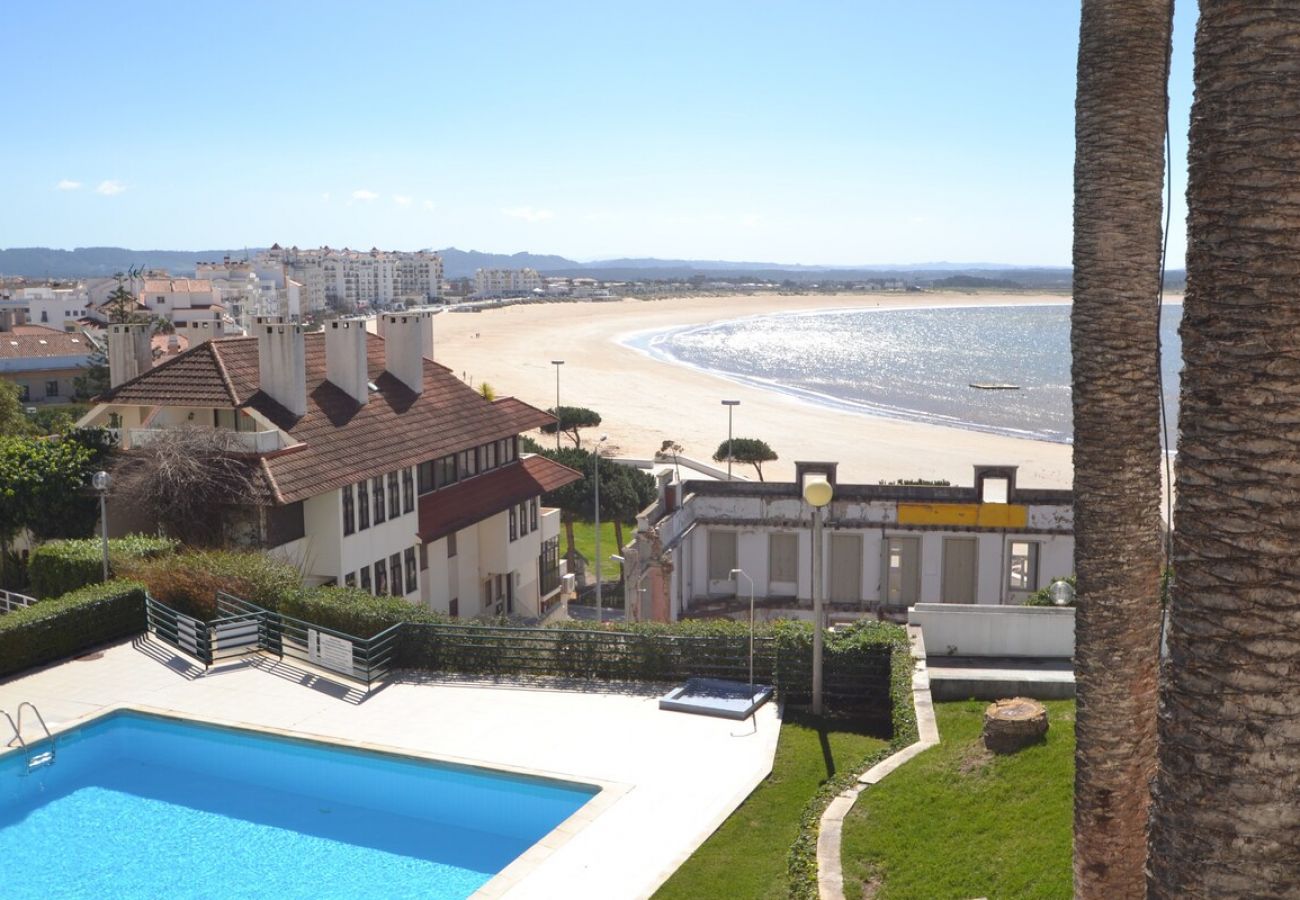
[629,303,1182,444]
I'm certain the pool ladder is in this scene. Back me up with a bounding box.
[3,702,56,772]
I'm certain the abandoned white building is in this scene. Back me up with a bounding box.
[623,462,1074,622]
[77,314,578,619]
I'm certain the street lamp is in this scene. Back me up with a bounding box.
[611,554,649,622]
[721,400,740,480]
[91,470,111,581]
[803,472,833,716]
[730,567,756,706]
[551,360,564,451]
[593,434,609,618]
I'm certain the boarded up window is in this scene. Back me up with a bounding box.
[708,531,737,582]
[769,533,798,583]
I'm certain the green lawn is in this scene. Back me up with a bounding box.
[564,519,633,581]
[654,715,889,900]
[840,700,1075,900]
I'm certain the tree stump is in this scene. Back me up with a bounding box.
[982,697,1049,754]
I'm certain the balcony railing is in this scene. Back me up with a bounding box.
[122,427,285,453]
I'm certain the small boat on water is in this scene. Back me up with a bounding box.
[969,383,1020,390]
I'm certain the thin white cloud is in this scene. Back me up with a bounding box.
[503,205,554,223]
[740,214,761,228]
[423,200,435,211]
[321,192,331,202]
[352,189,378,201]
[95,180,126,196]
[393,194,413,206]
[56,179,82,191]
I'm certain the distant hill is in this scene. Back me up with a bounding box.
[436,247,580,278]
[0,246,258,279]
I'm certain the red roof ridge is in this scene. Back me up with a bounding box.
[258,456,287,505]
[208,341,241,405]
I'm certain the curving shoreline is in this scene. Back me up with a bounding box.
[431,292,1081,488]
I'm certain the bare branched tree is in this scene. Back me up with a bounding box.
[113,426,259,546]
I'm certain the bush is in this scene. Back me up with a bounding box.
[27,536,176,599]
[281,586,442,638]
[0,580,146,679]
[125,550,302,620]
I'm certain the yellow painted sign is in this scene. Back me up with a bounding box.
[897,502,1028,529]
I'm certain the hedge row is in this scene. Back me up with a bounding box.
[0,580,147,680]
[28,536,176,599]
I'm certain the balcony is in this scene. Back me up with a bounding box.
[119,427,287,454]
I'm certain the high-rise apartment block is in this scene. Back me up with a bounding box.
[255,245,444,313]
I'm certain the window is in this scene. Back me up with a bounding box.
[509,506,517,541]
[357,480,370,530]
[459,448,477,478]
[390,553,403,597]
[373,476,386,524]
[484,441,497,470]
[1008,541,1040,592]
[345,571,356,588]
[447,532,457,558]
[374,559,388,595]
[45,380,59,398]
[404,548,417,593]
[418,542,428,571]
[402,469,415,513]
[530,498,539,531]
[342,484,355,536]
[769,533,798,584]
[360,566,372,593]
[519,501,529,535]
[388,472,400,516]
[435,455,457,488]
[418,460,434,494]
[449,597,459,618]
[708,531,738,582]
[981,477,1010,504]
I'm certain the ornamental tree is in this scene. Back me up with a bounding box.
[540,406,602,449]
[712,437,777,481]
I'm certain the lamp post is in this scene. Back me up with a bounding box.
[551,360,564,451]
[91,471,111,581]
[611,554,649,622]
[802,472,833,716]
[730,567,756,704]
[593,434,608,618]
[721,400,740,480]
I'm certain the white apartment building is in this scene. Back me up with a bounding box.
[5,285,93,331]
[474,268,543,298]
[254,245,443,313]
[625,462,1074,622]
[80,313,575,619]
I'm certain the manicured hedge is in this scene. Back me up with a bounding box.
[28,536,175,599]
[126,550,301,620]
[0,580,147,679]
[280,586,444,638]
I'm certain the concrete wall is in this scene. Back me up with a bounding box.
[907,603,1075,658]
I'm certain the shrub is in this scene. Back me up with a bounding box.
[281,586,442,638]
[27,536,176,599]
[125,550,301,620]
[0,579,146,679]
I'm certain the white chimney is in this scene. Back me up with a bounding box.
[254,315,306,416]
[325,318,370,405]
[382,312,434,394]
[107,323,153,388]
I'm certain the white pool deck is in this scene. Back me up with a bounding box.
[0,639,782,899]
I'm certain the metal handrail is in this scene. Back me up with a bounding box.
[4,702,55,770]
[2,709,24,754]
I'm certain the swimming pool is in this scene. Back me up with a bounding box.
[0,710,597,899]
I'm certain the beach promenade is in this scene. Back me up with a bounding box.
[434,292,1077,488]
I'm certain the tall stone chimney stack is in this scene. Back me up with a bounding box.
[106,323,153,388]
[382,311,434,394]
[325,318,370,406]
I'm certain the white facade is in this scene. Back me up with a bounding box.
[474,268,543,297]
[256,246,443,312]
[7,286,92,331]
[628,464,1074,622]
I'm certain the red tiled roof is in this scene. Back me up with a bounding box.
[97,332,558,504]
[0,332,93,359]
[8,324,64,335]
[417,455,581,543]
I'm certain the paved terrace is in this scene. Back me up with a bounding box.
[0,640,782,899]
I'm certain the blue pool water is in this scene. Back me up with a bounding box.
[0,711,597,899]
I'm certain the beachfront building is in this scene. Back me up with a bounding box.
[474,268,543,298]
[623,462,1073,622]
[0,325,96,404]
[78,314,578,618]
[255,246,444,313]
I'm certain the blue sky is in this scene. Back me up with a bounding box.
[2,2,1196,266]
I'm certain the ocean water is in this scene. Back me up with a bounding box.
[630,303,1182,444]
[0,711,596,900]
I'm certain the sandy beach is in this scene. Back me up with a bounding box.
[432,292,1077,489]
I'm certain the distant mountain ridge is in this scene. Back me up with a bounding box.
[0,244,1182,290]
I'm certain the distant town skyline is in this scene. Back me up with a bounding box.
[4,2,1196,267]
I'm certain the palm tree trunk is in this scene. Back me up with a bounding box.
[1071,2,1172,896]
[1148,6,1300,894]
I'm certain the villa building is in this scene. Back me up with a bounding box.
[78,313,578,619]
[474,268,543,298]
[0,325,95,404]
[624,462,1073,622]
